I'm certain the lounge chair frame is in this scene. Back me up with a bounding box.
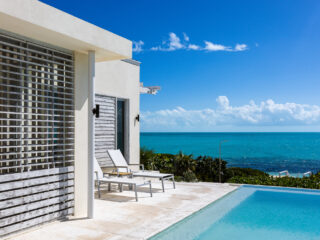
[132,172,175,192]
[95,172,152,202]
[108,149,176,192]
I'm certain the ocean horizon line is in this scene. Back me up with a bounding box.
[141,131,320,134]
[141,132,320,174]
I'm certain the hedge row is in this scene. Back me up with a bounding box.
[140,148,320,189]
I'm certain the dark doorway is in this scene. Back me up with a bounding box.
[117,99,125,156]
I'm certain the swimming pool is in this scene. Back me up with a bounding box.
[149,185,320,240]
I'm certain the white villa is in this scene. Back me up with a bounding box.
[0,1,316,239]
[0,1,237,239]
[0,0,145,236]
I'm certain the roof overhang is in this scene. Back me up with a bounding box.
[0,0,132,62]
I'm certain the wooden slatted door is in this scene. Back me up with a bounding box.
[95,94,116,167]
[0,32,74,236]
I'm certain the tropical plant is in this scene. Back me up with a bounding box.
[228,174,320,189]
[195,156,227,182]
[140,148,320,189]
[173,151,197,177]
[226,167,268,178]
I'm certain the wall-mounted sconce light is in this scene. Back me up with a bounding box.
[135,114,140,122]
[92,104,100,118]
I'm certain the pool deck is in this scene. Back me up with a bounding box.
[6,181,238,240]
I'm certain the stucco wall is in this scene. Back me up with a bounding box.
[95,60,140,169]
[74,52,89,218]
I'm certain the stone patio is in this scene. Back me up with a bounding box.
[6,181,238,240]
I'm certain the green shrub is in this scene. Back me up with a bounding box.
[173,152,197,177]
[228,175,320,189]
[226,167,268,178]
[140,147,157,170]
[195,156,227,182]
[182,169,198,182]
[140,148,320,189]
[140,147,174,173]
[140,148,198,182]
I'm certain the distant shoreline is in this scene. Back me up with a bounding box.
[141,131,320,133]
[141,132,320,175]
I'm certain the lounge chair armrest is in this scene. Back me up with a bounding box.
[94,171,100,187]
[139,164,145,171]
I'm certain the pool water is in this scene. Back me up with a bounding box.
[149,185,320,240]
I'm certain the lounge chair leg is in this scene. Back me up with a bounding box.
[108,183,111,191]
[161,178,165,192]
[119,184,123,192]
[149,181,153,197]
[98,182,101,198]
[172,176,176,189]
[134,184,138,202]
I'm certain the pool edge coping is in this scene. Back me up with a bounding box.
[145,183,320,239]
[144,184,241,240]
[242,184,320,193]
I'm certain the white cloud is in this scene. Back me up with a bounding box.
[151,32,185,51]
[204,41,232,51]
[150,46,160,51]
[168,32,184,50]
[217,96,230,109]
[183,32,190,41]
[132,40,144,53]
[188,44,201,50]
[141,96,320,131]
[234,43,248,51]
[145,32,249,53]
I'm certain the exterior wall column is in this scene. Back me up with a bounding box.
[88,51,95,219]
[74,52,89,218]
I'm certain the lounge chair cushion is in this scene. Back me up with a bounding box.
[132,172,173,178]
[108,149,129,168]
[98,177,146,185]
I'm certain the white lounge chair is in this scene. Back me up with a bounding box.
[107,149,175,192]
[94,158,152,201]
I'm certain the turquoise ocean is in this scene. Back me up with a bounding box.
[140,132,320,175]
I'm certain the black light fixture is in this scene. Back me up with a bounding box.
[135,114,140,122]
[92,104,100,118]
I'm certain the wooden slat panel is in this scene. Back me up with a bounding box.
[0,208,73,236]
[0,193,74,218]
[0,32,74,175]
[0,32,74,236]
[0,186,74,209]
[0,173,74,192]
[0,179,74,201]
[95,94,116,167]
[0,166,74,182]
[97,158,113,167]
[0,201,73,228]
[95,131,116,136]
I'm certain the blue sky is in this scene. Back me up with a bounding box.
[42,0,320,132]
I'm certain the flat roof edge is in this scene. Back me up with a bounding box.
[121,59,141,66]
[0,0,132,60]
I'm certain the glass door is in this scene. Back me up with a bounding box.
[117,99,125,156]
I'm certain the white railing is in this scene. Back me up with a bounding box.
[279,170,289,177]
[303,171,312,177]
